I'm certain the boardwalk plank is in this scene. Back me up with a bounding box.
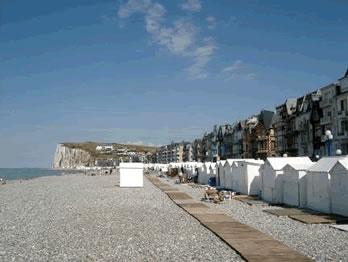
[148,176,313,262]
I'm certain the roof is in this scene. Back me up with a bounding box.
[233,159,264,165]
[284,162,313,171]
[334,158,348,171]
[308,156,346,172]
[217,160,226,167]
[203,162,212,167]
[338,68,348,80]
[266,157,312,171]
[243,159,264,165]
[285,98,297,115]
[224,159,248,167]
[259,110,274,129]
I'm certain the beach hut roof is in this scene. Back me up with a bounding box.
[284,162,313,171]
[333,158,348,172]
[239,159,264,165]
[225,159,249,166]
[308,157,346,172]
[266,157,312,171]
[203,162,212,167]
[217,160,226,167]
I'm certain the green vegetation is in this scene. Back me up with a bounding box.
[61,141,158,160]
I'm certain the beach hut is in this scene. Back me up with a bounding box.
[306,157,343,214]
[223,160,234,189]
[231,161,242,192]
[330,158,348,217]
[261,157,312,204]
[282,162,313,208]
[234,160,264,195]
[209,163,216,177]
[216,160,226,187]
[198,162,212,184]
[120,163,144,187]
[222,159,244,190]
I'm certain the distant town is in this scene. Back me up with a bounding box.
[54,69,348,169]
[152,69,348,163]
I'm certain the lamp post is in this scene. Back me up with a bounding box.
[325,130,333,156]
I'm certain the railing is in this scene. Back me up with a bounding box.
[337,131,348,138]
[337,111,348,118]
[319,98,333,108]
[256,135,268,140]
[257,149,268,153]
[320,116,332,125]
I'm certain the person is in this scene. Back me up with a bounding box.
[179,167,184,183]
[193,167,199,183]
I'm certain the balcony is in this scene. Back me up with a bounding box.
[256,135,268,141]
[337,131,348,139]
[320,116,332,125]
[319,98,333,108]
[337,111,348,118]
[256,148,268,153]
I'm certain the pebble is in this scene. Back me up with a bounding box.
[0,172,243,262]
[160,176,348,262]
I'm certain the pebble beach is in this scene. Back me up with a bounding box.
[1,171,348,262]
[0,172,243,262]
[157,175,348,262]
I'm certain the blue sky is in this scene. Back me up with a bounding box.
[1,0,347,167]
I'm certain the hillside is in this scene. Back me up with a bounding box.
[61,142,157,159]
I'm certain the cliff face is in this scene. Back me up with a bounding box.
[52,144,94,168]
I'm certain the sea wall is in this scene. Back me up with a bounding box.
[52,144,94,168]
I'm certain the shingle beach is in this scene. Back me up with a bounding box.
[0,173,243,262]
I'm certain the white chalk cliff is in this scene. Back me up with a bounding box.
[52,144,94,168]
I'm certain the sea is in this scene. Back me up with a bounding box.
[0,168,81,180]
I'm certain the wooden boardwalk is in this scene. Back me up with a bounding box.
[264,208,348,224]
[147,176,313,262]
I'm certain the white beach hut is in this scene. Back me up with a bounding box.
[222,159,245,190]
[330,158,348,217]
[231,161,242,192]
[216,160,226,187]
[261,157,312,204]
[120,163,144,187]
[282,162,313,208]
[209,163,217,178]
[198,162,212,184]
[306,157,343,214]
[234,159,264,195]
[223,159,234,189]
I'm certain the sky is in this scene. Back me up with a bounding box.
[1,0,347,167]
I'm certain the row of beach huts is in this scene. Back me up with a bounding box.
[145,156,348,217]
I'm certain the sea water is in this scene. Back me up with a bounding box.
[0,168,79,180]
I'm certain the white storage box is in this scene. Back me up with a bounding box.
[120,163,144,187]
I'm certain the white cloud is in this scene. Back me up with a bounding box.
[187,38,216,79]
[222,60,256,80]
[206,16,216,30]
[206,16,216,23]
[245,73,256,80]
[180,0,201,12]
[150,19,198,55]
[118,0,216,79]
[222,60,243,73]
[118,0,152,18]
